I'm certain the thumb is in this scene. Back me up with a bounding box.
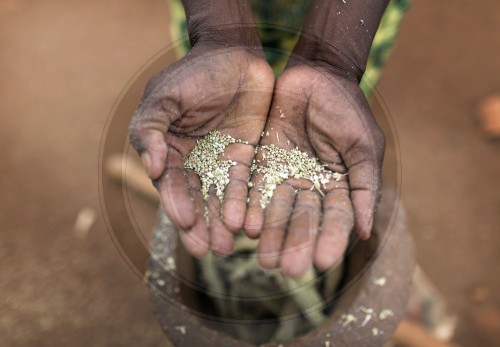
[128,107,170,180]
[342,130,384,240]
[136,129,167,180]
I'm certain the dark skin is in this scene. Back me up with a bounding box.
[245,65,384,277]
[245,0,389,276]
[129,0,387,277]
[129,44,275,257]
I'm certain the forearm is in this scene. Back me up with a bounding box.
[292,0,389,81]
[181,0,260,48]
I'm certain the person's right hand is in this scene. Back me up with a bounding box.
[129,44,274,257]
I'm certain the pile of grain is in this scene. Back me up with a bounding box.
[184,130,346,208]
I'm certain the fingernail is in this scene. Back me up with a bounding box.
[141,153,151,175]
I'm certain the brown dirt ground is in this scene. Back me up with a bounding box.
[1,1,499,346]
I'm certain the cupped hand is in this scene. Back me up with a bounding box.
[129,45,274,257]
[244,64,385,277]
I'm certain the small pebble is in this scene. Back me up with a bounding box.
[372,277,387,286]
[379,309,394,320]
[341,314,357,327]
[175,326,186,335]
[166,256,176,271]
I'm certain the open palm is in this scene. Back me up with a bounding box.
[244,64,385,277]
[129,46,274,257]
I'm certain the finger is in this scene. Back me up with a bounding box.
[177,170,210,258]
[156,149,196,230]
[257,184,296,270]
[343,147,383,240]
[280,190,320,278]
[243,170,265,239]
[222,164,249,232]
[244,189,264,238]
[207,188,234,256]
[314,187,354,270]
[221,144,253,232]
[129,105,171,180]
[179,219,210,258]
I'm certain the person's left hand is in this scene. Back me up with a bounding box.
[244,64,385,277]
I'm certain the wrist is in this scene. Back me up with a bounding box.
[289,0,390,83]
[289,37,365,83]
[190,25,262,52]
[182,0,261,50]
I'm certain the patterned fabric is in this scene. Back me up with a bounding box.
[168,0,411,97]
[361,0,411,96]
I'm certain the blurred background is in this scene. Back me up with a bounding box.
[1,0,499,346]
